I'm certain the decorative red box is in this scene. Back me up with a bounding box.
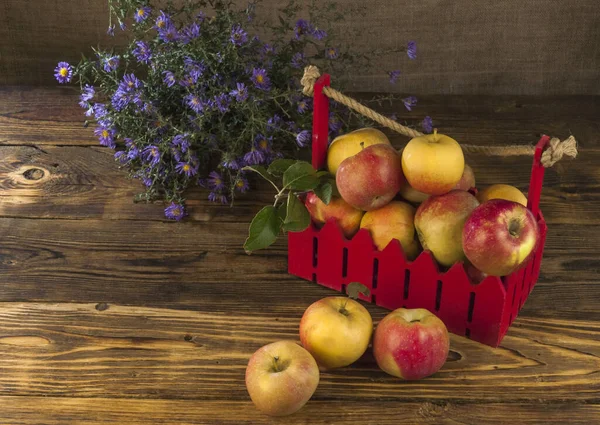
[288,73,548,347]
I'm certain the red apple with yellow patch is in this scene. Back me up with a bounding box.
[299,297,373,370]
[401,131,465,195]
[336,144,404,211]
[463,199,539,276]
[327,128,390,175]
[373,308,449,380]
[305,193,364,238]
[246,341,319,416]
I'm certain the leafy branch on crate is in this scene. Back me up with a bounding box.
[243,159,337,253]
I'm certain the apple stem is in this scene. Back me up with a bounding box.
[360,141,365,150]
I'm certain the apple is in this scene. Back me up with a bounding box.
[454,164,476,191]
[477,184,527,206]
[300,297,373,370]
[327,128,390,175]
[246,340,319,416]
[373,308,449,380]
[415,190,479,267]
[305,192,364,238]
[464,262,488,284]
[399,180,430,204]
[463,199,539,276]
[360,201,418,257]
[401,131,465,195]
[336,144,404,211]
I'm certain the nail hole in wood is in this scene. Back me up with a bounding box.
[184,334,193,342]
[23,168,45,180]
[95,302,109,311]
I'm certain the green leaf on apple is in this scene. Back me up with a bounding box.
[346,282,370,299]
[244,206,282,254]
[313,181,333,205]
[283,161,320,191]
[268,159,297,177]
[282,194,311,232]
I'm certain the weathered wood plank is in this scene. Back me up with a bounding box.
[0,303,597,401]
[0,397,597,425]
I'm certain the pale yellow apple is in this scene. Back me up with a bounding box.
[360,201,418,258]
[327,128,390,175]
[399,181,430,204]
[299,297,372,370]
[477,184,527,206]
[401,131,464,195]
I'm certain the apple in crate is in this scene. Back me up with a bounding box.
[360,201,420,258]
[415,190,479,267]
[399,180,430,204]
[327,128,390,175]
[463,199,539,276]
[477,184,527,206]
[454,164,476,191]
[300,297,373,370]
[373,308,449,380]
[305,192,364,238]
[336,144,404,211]
[246,340,319,416]
[401,131,464,195]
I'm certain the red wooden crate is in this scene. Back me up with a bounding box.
[288,73,549,347]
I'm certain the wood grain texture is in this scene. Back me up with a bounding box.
[0,88,599,424]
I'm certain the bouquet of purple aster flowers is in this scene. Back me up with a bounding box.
[54,0,421,220]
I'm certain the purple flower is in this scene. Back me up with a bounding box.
[133,41,152,64]
[208,171,225,191]
[407,41,417,60]
[261,44,275,55]
[125,138,139,160]
[135,6,151,23]
[208,192,229,204]
[212,93,230,113]
[389,113,398,121]
[185,93,204,113]
[235,176,250,193]
[179,74,197,88]
[296,130,311,148]
[114,151,128,164]
[78,85,95,108]
[266,115,283,132]
[94,125,117,149]
[103,55,120,72]
[255,134,272,152]
[221,157,240,170]
[181,23,201,44]
[230,25,248,46]
[93,103,108,120]
[142,145,161,166]
[311,27,327,40]
[119,22,127,31]
[251,68,271,91]
[171,134,190,152]
[159,23,179,43]
[164,203,186,221]
[54,62,72,84]
[297,98,311,114]
[155,11,171,29]
[325,47,339,59]
[421,116,433,133]
[121,73,142,92]
[176,159,199,177]
[107,25,115,36]
[162,70,176,87]
[243,147,266,165]
[402,96,418,111]
[196,11,206,23]
[230,82,248,102]
[291,52,305,69]
[388,70,401,84]
[111,89,129,111]
[328,112,343,134]
[294,19,311,39]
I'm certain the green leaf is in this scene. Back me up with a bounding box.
[283,161,319,191]
[244,206,282,254]
[346,282,371,299]
[282,194,311,232]
[314,181,333,205]
[268,159,297,177]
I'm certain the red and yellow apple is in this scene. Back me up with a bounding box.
[360,201,418,258]
[373,308,449,380]
[336,144,404,211]
[454,164,476,191]
[477,184,527,206]
[464,262,488,284]
[399,180,430,204]
[246,340,319,416]
[463,199,539,276]
[415,190,479,267]
[327,128,390,175]
[401,131,465,195]
[305,192,364,238]
[299,297,373,370]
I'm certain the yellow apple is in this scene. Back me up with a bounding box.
[299,297,373,370]
[401,131,464,195]
[360,201,418,258]
[327,128,390,175]
[477,184,527,206]
[399,180,430,204]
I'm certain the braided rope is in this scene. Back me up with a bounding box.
[301,65,578,168]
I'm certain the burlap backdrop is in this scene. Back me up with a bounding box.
[1,0,598,94]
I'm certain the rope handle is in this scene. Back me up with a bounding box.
[301,65,578,216]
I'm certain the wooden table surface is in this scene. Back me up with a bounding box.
[0,87,599,424]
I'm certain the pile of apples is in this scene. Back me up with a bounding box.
[246,298,449,416]
[306,128,540,278]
